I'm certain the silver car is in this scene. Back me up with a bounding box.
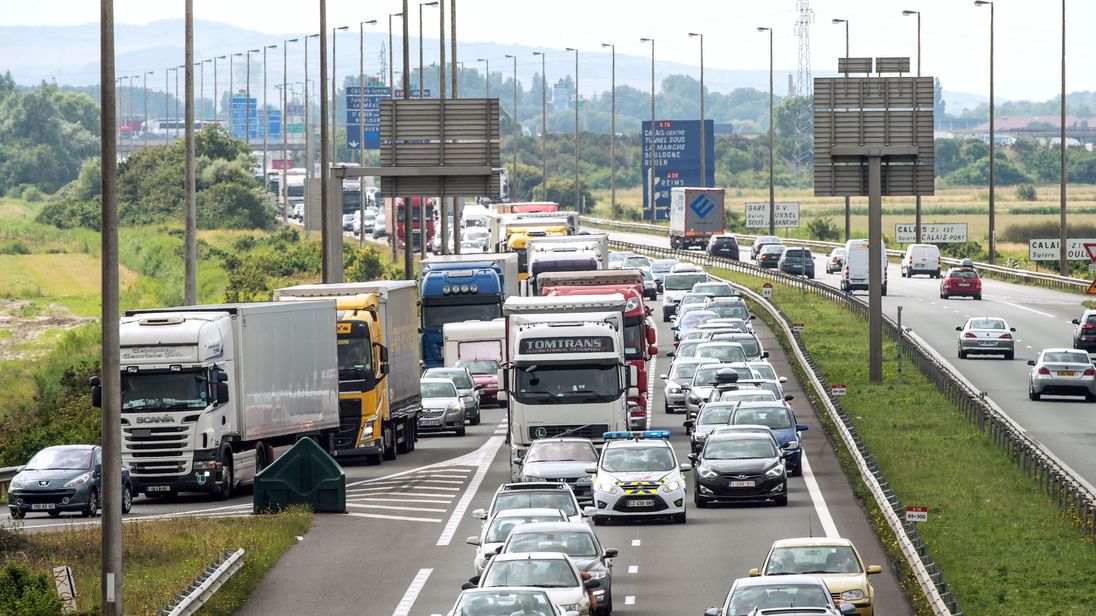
[685,363,755,419]
[662,272,709,321]
[956,317,1015,360]
[515,438,599,502]
[422,367,482,424]
[418,378,467,436]
[1028,348,1096,401]
[661,357,718,414]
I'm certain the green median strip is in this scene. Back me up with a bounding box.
[713,267,1096,616]
[0,507,312,615]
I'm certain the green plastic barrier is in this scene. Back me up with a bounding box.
[253,437,346,514]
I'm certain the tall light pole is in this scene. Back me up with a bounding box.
[389,12,403,261]
[832,18,851,240]
[305,34,318,236]
[689,33,706,187]
[231,52,243,135]
[98,1,123,613]
[402,0,413,276]
[975,1,995,263]
[450,0,458,98]
[164,69,170,141]
[332,25,349,164]
[1059,0,1067,276]
[533,51,547,198]
[358,20,377,172]
[283,38,299,229]
[214,55,225,126]
[903,9,923,244]
[200,59,211,122]
[321,0,345,283]
[263,44,278,178]
[184,0,197,306]
[601,43,616,220]
[758,27,775,235]
[640,37,655,222]
[505,53,519,200]
[477,58,489,98]
[143,70,153,149]
[175,65,183,140]
[245,49,259,146]
[422,2,439,258]
[565,47,580,211]
[421,2,438,98]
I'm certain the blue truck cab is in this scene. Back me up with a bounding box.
[419,263,504,368]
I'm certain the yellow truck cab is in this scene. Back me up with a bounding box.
[506,226,569,281]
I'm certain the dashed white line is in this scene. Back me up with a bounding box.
[346,503,447,513]
[631,539,641,547]
[800,452,839,538]
[624,596,636,605]
[352,484,461,491]
[627,565,638,574]
[348,491,459,499]
[436,435,506,546]
[348,512,442,523]
[392,568,433,616]
[990,298,1056,318]
[347,497,451,504]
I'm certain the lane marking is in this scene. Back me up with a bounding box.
[347,497,450,504]
[347,503,447,513]
[627,565,638,574]
[800,451,839,538]
[437,435,507,546]
[348,512,442,523]
[990,298,1055,318]
[353,485,462,492]
[392,568,433,616]
[347,491,459,499]
[631,539,641,547]
[624,596,636,605]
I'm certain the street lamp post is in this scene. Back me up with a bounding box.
[640,37,655,222]
[505,53,519,199]
[305,34,319,236]
[283,38,299,229]
[263,44,277,178]
[200,59,211,122]
[245,49,259,146]
[332,25,349,164]
[902,9,923,243]
[477,58,489,98]
[421,3,438,99]
[143,71,153,149]
[1059,0,1067,276]
[358,20,377,172]
[975,0,995,263]
[758,27,775,235]
[175,65,183,140]
[832,18,850,240]
[214,55,225,126]
[565,47,580,211]
[532,51,547,198]
[421,2,439,258]
[231,52,243,134]
[689,33,705,187]
[389,13,403,260]
[601,43,616,219]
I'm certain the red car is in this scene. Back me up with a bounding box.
[940,267,981,300]
[454,359,500,405]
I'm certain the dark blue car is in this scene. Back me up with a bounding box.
[8,445,133,519]
[779,247,815,279]
[729,402,808,476]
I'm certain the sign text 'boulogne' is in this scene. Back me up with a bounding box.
[894,223,968,244]
[519,337,614,355]
[1028,238,1096,261]
[745,202,800,229]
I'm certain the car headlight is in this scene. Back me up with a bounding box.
[586,569,608,580]
[447,403,461,412]
[595,478,619,494]
[697,465,718,479]
[662,479,682,493]
[782,440,800,450]
[694,432,708,441]
[560,603,583,614]
[841,589,866,601]
[64,472,92,488]
[687,395,700,404]
[9,477,26,490]
[668,386,681,394]
[764,464,785,478]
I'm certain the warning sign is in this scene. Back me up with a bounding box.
[905,506,928,522]
[762,282,773,299]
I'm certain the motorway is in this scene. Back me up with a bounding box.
[3,286,915,615]
[600,226,1096,489]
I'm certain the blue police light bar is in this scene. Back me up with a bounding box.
[603,430,672,440]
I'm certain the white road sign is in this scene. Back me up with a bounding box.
[745,202,800,229]
[1028,238,1096,261]
[894,223,968,244]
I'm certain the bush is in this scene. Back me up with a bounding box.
[806,217,841,242]
[0,241,30,255]
[0,560,64,616]
[1015,184,1037,201]
[999,220,1096,244]
[20,185,43,202]
[619,206,643,222]
[938,240,986,261]
[35,197,101,230]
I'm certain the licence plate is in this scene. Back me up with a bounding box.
[958,283,970,287]
[146,485,171,493]
[418,418,441,426]
[1058,371,1078,377]
[627,499,655,507]
[978,341,997,347]
[729,480,755,488]
[31,503,55,510]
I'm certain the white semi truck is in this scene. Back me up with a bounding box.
[443,319,506,367]
[525,234,610,294]
[92,302,340,498]
[501,294,635,462]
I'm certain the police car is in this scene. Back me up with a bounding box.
[586,431,691,525]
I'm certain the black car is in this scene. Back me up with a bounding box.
[779,247,815,279]
[8,445,133,519]
[1072,309,1096,352]
[707,235,740,260]
[689,433,788,507]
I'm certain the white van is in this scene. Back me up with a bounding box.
[841,239,888,296]
[901,244,941,278]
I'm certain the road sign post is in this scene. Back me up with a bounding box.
[746,202,800,229]
[905,506,928,522]
[761,282,773,298]
[641,120,714,222]
[831,384,847,396]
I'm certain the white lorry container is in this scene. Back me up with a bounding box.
[502,295,634,460]
[669,187,726,250]
[525,234,610,285]
[443,319,506,366]
[842,238,889,295]
[103,302,340,498]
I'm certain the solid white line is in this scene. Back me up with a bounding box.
[347,503,446,513]
[392,568,434,616]
[346,465,471,488]
[406,479,466,485]
[353,485,462,492]
[347,497,451,504]
[800,451,839,538]
[631,539,641,547]
[627,565,638,574]
[347,491,458,499]
[348,512,442,523]
[624,596,636,605]
[991,298,1055,318]
[436,434,506,546]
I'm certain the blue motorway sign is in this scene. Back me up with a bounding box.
[345,87,431,149]
[641,120,715,222]
[230,95,281,141]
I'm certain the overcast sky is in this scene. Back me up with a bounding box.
[4,0,1095,101]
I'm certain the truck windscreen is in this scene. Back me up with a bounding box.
[337,326,373,378]
[422,302,502,329]
[514,362,619,404]
[121,371,209,412]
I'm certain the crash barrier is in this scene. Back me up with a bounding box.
[160,548,245,616]
[253,437,347,514]
[581,216,1089,292]
[0,466,17,501]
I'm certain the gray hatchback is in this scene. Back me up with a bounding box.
[8,445,133,519]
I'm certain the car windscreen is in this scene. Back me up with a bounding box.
[526,441,598,463]
[600,445,675,472]
[694,366,750,386]
[1043,351,1090,364]
[494,492,577,516]
[695,344,747,363]
[457,360,500,375]
[704,438,777,460]
[483,559,577,589]
[486,515,564,543]
[765,545,863,575]
[968,319,1005,330]
[427,370,474,388]
[665,273,708,290]
[727,583,832,612]
[671,361,707,379]
[506,531,599,558]
[421,381,457,398]
[698,405,735,425]
[949,270,977,279]
[709,305,749,320]
[25,448,93,471]
[733,407,793,429]
[651,260,677,273]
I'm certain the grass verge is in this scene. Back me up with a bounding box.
[0,507,312,615]
[713,267,1096,616]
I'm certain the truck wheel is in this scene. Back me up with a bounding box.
[216,456,234,501]
[254,442,268,474]
[384,423,399,460]
[408,420,418,452]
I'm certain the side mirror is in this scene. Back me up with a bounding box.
[784,395,795,402]
[679,463,692,472]
[628,365,638,388]
[497,391,508,402]
[666,352,675,358]
[466,536,481,546]
[603,548,618,559]
[584,465,597,475]
[683,420,695,430]
[648,345,659,356]
[670,326,678,331]
[748,567,761,577]
[460,582,476,591]
[659,374,669,380]
[797,424,809,432]
[216,383,230,405]
[955,326,963,331]
[1010,327,1016,332]
[472,509,487,520]
[687,453,699,463]
[679,384,691,391]
[839,604,858,615]
[1027,360,1036,366]
[866,565,882,575]
[512,457,524,466]
[778,376,788,383]
[1073,319,1081,325]
[705,609,722,616]
[761,351,769,359]
[749,314,757,320]
[90,382,102,409]
[583,506,598,517]
[583,578,601,590]
[475,384,485,391]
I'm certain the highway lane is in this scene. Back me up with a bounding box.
[597,226,1096,488]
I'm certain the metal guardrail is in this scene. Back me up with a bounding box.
[581,216,1090,291]
[0,466,18,500]
[161,548,245,616]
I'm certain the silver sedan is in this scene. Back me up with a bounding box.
[956,317,1015,360]
[1028,348,1096,401]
